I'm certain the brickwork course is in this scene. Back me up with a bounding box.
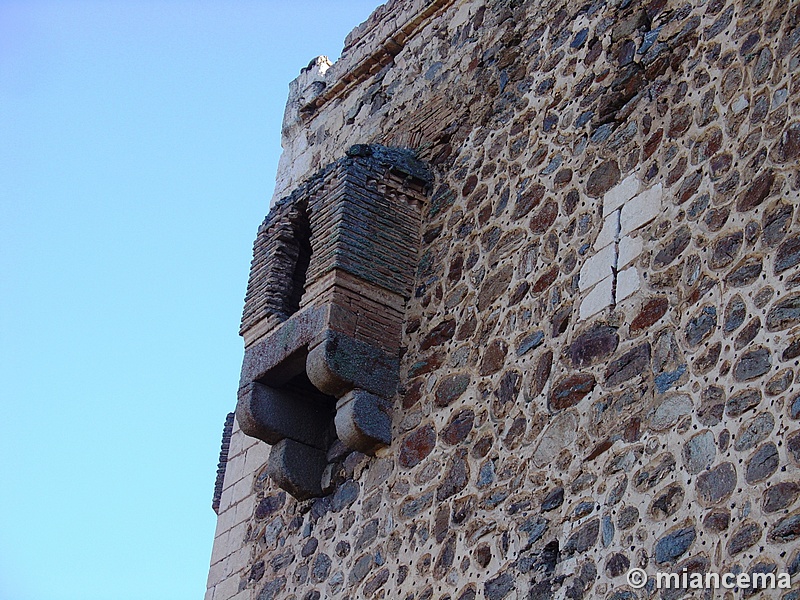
[206,0,800,598]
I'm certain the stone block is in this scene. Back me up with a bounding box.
[618,236,643,269]
[579,244,617,291]
[580,276,614,320]
[594,210,620,250]
[620,184,663,235]
[267,438,328,501]
[236,382,333,449]
[604,173,640,216]
[335,389,392,454]
[616,266,640,302]
[306,331,399,399]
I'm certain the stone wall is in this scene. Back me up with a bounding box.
[207,0,800,598]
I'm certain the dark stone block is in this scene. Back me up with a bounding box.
[727,521,762,555]
[733,347,772,381]
[737,169,775,212]
[306,331,399,399]
[769,512,800,542]
[586,160,620,197]
[763,482,800,513]
[435,373,471,407]
[399,424,436,468]
[335,389,392,454]
[685,306,717,346]
[745,442,779,483]
[654,526,696,565]
[267,439,327,501]
[563,518,600,555]
[549,373,596,410]
[569,324,619,367]
[237,382,333,449]
[605,343,650,386]
[697,461,737,505]
[442,409,474,446]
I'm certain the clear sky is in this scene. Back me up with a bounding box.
[0,2,379,598]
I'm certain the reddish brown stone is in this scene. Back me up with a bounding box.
[630,296,669,332]
[512,183,545,220]
[477,264,514,310]
[668,104,693,137]
[586,160,620,197]
[442,409,475,446]
[569,324,619,367]
[677,170,703,204]
[529,349,553,398]
[704,206,730,232]
[531,265,558,294]
[420,319,456,351]
[529,201,558,234]
[643,128,664,159]
[771,122,800,164]
[549,373,596,410]
[480,339,508,376]
[399,424,436,468]
[434,373,470,407]
[736,169,775,212]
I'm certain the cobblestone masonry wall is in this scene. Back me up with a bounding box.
[207,0,800,598]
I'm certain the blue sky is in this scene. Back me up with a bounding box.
[0,2,378,598]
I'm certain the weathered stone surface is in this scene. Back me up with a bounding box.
[653,225,691,269]
[532,411,577,467]
[586,160,620,197]
[766,293,800,331]
[484,572,515,600]
[685,306,717,346]
[725,255,763,287]
[434,373,470,407]
[650,394,693,431]
[477,264,514,310]
[605,343,650,387]
[726,388,761,417]
[549,373,596,411]
[630,296,669,332]
[569,325,619,367]
[763,482,800,513]
[704,509,730,532]
[697,462,737,505]
[776,235,800,274]
[727,521,762,556]
[745,442,779,483]
[768,512,800,542]
[480,339,508,376]
[541,486,564,512]
[441,410,474,446]
[724,294,747,332]
[734,412,775,452]
[654,527,696,565]
[399,424,436,468]
[733,347,772,381]
[437,449,469,501]
[736,170,775,212]
[563,518,600,556]
[709,231,743,270]
[420,319,456,350]
[683,430,716,474]
[649,484,684,520]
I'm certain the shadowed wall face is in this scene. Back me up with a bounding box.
[208,0,800,598]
